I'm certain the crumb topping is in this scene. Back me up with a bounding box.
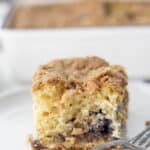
[32,56,127,91]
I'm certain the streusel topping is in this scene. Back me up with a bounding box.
[32,56,127,91]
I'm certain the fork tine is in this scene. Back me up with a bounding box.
[129,126,150,144]
[129,126,150,149]
[145,138,150,148]
[136,132,150,146]
[123,143,144,150]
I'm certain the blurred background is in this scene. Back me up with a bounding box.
[0,0,150,96]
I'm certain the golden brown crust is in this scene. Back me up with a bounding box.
[32,56,127,92]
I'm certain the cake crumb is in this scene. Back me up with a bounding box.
[115,145,121,150]
[104,144,121,150]
[71,128,84,135]
[145,121,150,126]
[26,134,33,143]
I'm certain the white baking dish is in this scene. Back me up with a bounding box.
[1,1,150,81]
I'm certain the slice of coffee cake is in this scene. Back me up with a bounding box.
[32,56,128,150]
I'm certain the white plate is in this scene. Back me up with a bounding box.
[0,81,150,150]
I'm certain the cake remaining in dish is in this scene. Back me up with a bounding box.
[10,1,150,28]
[32,56,128,150]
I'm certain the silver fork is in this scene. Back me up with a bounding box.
[93,125,150,150]
[126,125,150,149]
